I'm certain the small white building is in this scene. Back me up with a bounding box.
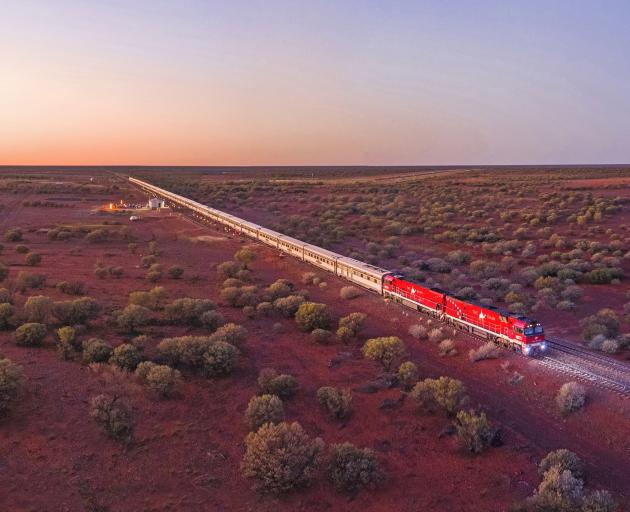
[148,197,165,209]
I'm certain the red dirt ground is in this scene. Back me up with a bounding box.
[0,174,629,511]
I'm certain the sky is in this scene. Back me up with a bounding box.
[1,0,630,166]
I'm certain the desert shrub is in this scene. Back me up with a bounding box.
[109,266,124,278]
[146,264,163,282]
[209,323,247,345]
[556,382,586,415]
[311,328,332,344]
[246,394,284,431]
[411,376,468,415]
[116,304,151,332]
[4,228,22,242]
[455,410,495,453]
[266,279,294,300]
[89,394,133,441]
[167,265,184,279]
[398,361,418,390]
[163,298,215,325]
[86,229,108,243]
[140,255,157,268]
[82,338,113,363]
[15,322,46,346]
[317,386,352,419]
[24,252,42,266]
[427,328,444,343]
[235,248,255,267]
[362,336,406,371]
[56,325,78,360]
[469,343,500,362]
[16,271,46,291]
[256,301,273,317]
[600,338,619,354]
[52,297,100,325]
[302,272,317,284]
[56,280,85,296]
[16,245,30,253]
[156,336,212,367]
[242,421,324,494]
[217,260,243,278]
[200,310,225,331]
[583,267,623,285]
[221,285,259,307]
[328,442,383,493]
[446,250,471,265]
[295,302,331,332]
[94,265,108,279]
[128,286,166,311]
[580,308,619,341]
[581,490,618,512]
[273,295,305,317]
[528,466,584,512]
[109,343,142,371]
[202,341,239,377]
[0,357,25,416]
[0,303,15,329]
[23,295,53,323]
[336,312,366,342]
[557,300,576,311]
[258,368,298,398]
[0,264,8,282]
[439,338,457,356]
[408,324,428,340]
[538,449,584,479]
[340,286,361,300]
[135,361,180,398]
[470,259,499,279]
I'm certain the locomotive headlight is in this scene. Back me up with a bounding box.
[541,342,547,351]
[523,346,531,355]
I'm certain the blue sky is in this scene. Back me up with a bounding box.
[1,0,629,164]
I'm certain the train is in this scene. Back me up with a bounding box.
[128,177,547,356]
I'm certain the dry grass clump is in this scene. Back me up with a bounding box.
[245,394,285,431]
[328,443,383,493]
[0,357,25,416]
[469,343,501,362]
[556,382,586,415]
[438,338,457,356]
[408,324,428,340]
[317,386,352,419]
[339,286,361,300]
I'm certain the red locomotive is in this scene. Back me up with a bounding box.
[383,274,546,355]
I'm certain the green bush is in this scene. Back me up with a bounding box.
[202,341,239,377]
[56,325,78,360]
[89,394,133,441]
[455,410,495,453]
[25,253,42,266]
[0,303,15,330]
[209,323,247,345]
[135,361,180,398]
[109,343,142,371]
[266,279,293,300]
[52,297,100,325]
[258,368,298,398]
[411,376,468,415]
[398,361,418,390]
[56,280,85,296]
[23,295,53,323]
[581,490,618,512]
[16,271,47,291]
[311,328,332,344]
[241,421,324,494]
[328,442,383,492]
[163,298,215,325]
[116,304,151,332]
[128,286,166,310]
[528,466,584,512]
[538,449,584,479]
[0,357,25,416]
[317,386,352,419]
[4,228,22,242]
[362,336,406,371]
[15,322,47,346]
[245,394,284,431]
[295,302,331,332]
[82,338,113,363]
[273,295,306,317]
[156,335,213,367]
[336,312,366,342]
[200,310,225,331]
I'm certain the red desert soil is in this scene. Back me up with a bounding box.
[0,179,629,512]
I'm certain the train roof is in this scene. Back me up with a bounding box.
[337,256,391,277]
[277,234,307,247]
[302,243,343,260]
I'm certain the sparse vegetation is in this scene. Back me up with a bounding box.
[135,361,181,397]
[328,442,383,493]
[411,376,468,415]
[257,368,298,398]
[455,410,495,453]
[362,336,406,371]
[15,322,47,346]
[294,302,331,331]
[317,386,352,419]
[245,394,284,431]
[89,394,133,441]
[0,357,25,416]
[241,421,324,494]
[556,382,587,415]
